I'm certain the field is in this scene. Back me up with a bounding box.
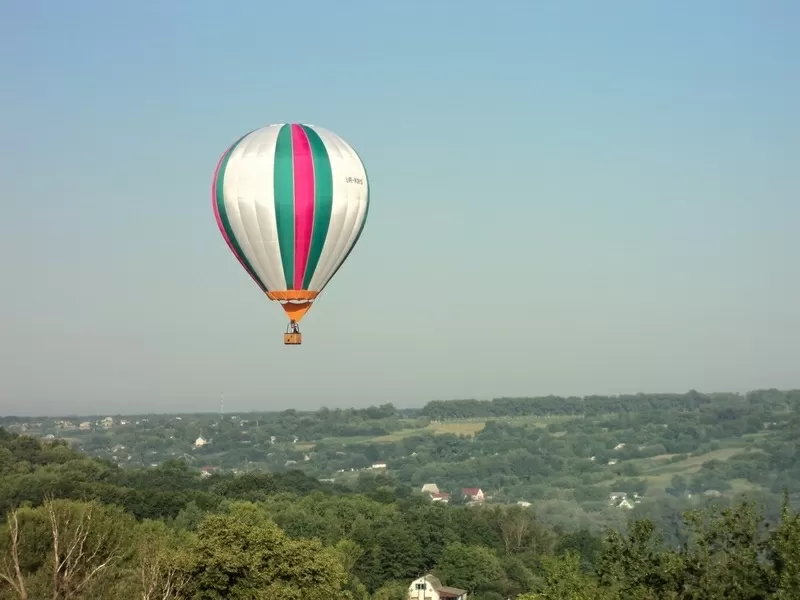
[312,415,572,447]
[623,446,764,493]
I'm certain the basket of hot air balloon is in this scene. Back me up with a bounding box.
[212,123,369,345]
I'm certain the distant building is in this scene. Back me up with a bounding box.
[462,488,485,503]
[608,492,627,503]
[195,437,206,448]
[408,574,467,600]
[421,483,440,494]
[430,492,450,503]
[608,492,639,509]
[371,462,387,469]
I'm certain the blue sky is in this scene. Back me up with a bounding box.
[1,0,798,415]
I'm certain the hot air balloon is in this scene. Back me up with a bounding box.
[212,123,369,345]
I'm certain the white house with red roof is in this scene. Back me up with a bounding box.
[462,488,485,503]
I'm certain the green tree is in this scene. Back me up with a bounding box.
[771,495,800,599]
[435,542,503,594]
[358,519,423,590]
[135,519,194,600]
[0,498,135,600]
[183,502,346,600]
[554,528,603,571]
[595,519,673,598]
[371,580,409,600]
[332,539,369,600]
[671,501,773,598]
[518,551,615,600]
[0,447,13,476]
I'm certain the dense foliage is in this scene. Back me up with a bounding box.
[5,388,799,539]
[1,389,800,599]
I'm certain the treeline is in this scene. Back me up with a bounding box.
[1,403,412,444]
[269,404,410,440]
[2,427,800,599]
[420,388,800,420]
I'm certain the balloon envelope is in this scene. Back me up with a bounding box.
[212,123,369,323]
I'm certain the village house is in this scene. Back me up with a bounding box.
[194,437,206,448]
[617,497,635,509]
[608,491,627,504]
[421,483,440,494]
[608,491,641,509]
[462,488,485,503]
[408,574,467,600]
[420,484,449,502]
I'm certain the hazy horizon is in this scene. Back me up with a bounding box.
[1,387,793,420]
[2,0,799,416]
